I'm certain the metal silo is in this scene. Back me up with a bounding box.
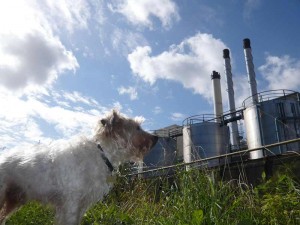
[243,90,300,156]
[142,137,177,176]
[183,115,230,167]
[182,71,230,167]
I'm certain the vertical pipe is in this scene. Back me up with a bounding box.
[244,105,264,159]
[243,38,259,104]
[211,71,223,123]
[138,160,144,178]
[223,49,240,149]
[243,38,264,159]
[183,125,192,170]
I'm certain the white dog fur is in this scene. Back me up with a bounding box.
[0,110,157,225]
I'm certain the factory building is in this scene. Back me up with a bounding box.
[141,38,300,175]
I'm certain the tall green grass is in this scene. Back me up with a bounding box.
[7,168,300,225]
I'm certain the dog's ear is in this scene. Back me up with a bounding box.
[111,110,120,125]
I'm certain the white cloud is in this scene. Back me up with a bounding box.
[128,32,228,101]
[0,0,79,92]
[134,116,145,124]
[0,89,107,148]
[41,0,91,32]
[108,0,180,29]
[244,0,261,19]
[0,86,141,149]
[111,28,148,55]
[112,101,123,111]
[153,106,162,115]
[0,0,152,149]
[118,86,138,100]
[259,55,300,91]
[0,31,78,91]
[170,112,186,122]
[82,46,95,58]
[61,91,100,106]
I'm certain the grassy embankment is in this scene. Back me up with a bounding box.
[7,165,300,225]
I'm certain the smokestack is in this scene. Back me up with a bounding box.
[243,39,264,159]
[211,71,223,123]
[243,38,258,104]
[223,49,239,148]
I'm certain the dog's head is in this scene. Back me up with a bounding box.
[94,110,158,164]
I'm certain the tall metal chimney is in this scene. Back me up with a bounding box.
[211,71,223,123]
[243,38,258,104]
[243,38,264,159]
[223,49,239,149]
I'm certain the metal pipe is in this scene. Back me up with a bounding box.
[183,125,192,170]
[223,49,239,149]
[256,105,265,158]
[275,117,283,154]
[243,39,263,159]
[243,38,259,104]
[244,105,264,159]
[211,71,223,123]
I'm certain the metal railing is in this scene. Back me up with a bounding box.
[124,138,300,176]
[242,89,299,108]
[152,126,183,138]
[182,108,244,127]
[182,114,216,126]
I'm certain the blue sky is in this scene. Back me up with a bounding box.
[1,0,300,148]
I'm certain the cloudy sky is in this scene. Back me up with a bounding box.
[1,0,300,148]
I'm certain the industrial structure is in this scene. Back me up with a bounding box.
[140,38,300,177]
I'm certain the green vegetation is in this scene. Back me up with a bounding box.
[7,168,300,225]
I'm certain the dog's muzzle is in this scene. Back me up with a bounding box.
[150,135,159,149]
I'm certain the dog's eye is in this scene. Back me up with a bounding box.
[136,126,141,131]
[101,119,107,126]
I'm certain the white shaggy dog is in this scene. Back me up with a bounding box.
[0,110,158,225]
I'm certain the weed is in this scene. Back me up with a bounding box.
[5,168,300,225]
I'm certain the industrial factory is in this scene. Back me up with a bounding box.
[141,38,300,181]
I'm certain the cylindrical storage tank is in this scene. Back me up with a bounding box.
[183,121,230,167]
[259,97,300,155]
[243,105,264,159]
[142,137,176,176]
[243,90,300,157]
